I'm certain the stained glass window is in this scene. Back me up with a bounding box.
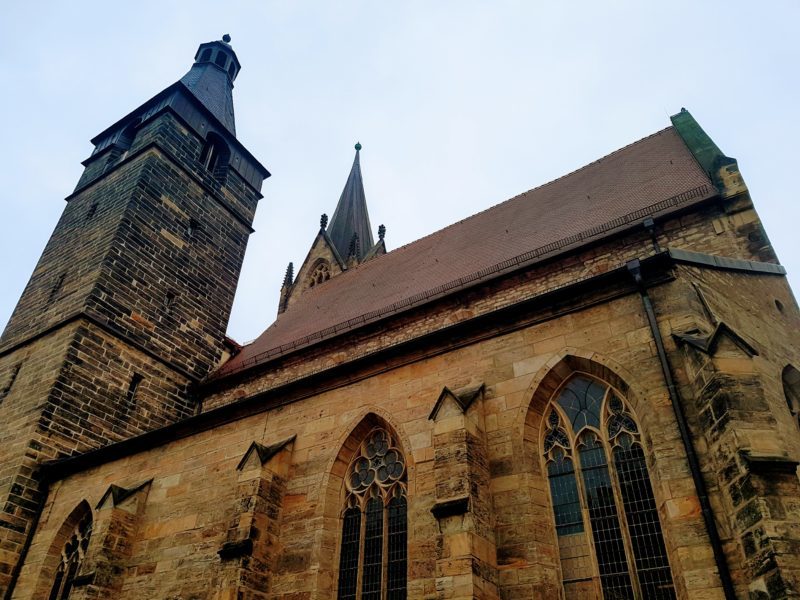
[48,511,92,600]
[542,375,676,599]
[337,427,408,600]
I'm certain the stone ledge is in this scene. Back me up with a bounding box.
[218,538,253,560]
[740,451,799,475]
[431,496,470,520]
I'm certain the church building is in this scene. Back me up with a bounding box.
[1,37,799,600]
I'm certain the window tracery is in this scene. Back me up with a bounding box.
[338,427,407,600]
[48,511,92,600]
[309,261,331,287]
[542,375,675,599]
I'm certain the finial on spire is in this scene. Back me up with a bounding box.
[222,34,232,43]
[355,142,362,151]
[320,213,328,230]
[378,224,386,240]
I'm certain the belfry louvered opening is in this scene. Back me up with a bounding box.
[542,375,675,599]
[337,427,408,600]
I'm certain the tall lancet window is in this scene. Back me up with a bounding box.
[338,427,407,600]
[48,510,92,600]
[542,375,675,599]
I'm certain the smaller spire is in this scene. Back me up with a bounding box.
[282,262,294,287]
[320,213,328,230]
[327,144,374,262]
[378,224,386,240]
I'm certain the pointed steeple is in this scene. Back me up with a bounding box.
[179,34,239,135]
[327,143,374,262]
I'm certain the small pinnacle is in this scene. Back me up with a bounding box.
[283,262,294,286]
[222,34,232,43]
[378,224,386,240]
[348,232,360,258]
[320,213,328,230]
[355,142,362,151]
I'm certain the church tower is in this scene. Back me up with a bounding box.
[279,143,385,312]
[0,36,269,592]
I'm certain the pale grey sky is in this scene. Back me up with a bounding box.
[1,1,797,342]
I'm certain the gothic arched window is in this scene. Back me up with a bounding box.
[309,261,331,288]
[337,427,407,600]
[542,374,675,599]
[48,509,92,600]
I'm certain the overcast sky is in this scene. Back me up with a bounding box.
[1,1,797,343]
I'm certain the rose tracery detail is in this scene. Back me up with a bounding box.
[606,394,639,442]
[346,428,406,496]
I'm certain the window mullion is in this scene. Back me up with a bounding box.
[356,498,366,600]
[572,439,606,597]
[382,498,389,600]
[604,434,642,599]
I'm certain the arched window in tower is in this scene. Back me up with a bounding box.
[337,427,407,600]
[783,365,800,428]
[199,47,212,62]
[199,132,230,183]
[47,509,92,600]
[227,61,236,79]
[308,260,331,288]
[214,50,228,68]
[542,374,675,599]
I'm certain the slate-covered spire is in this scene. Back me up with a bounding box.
[179,34,240,135]
[327,143,374,262]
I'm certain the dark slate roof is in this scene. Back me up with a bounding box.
[327,145,375,260]
[180,61,236,135]
[214,125,716,379]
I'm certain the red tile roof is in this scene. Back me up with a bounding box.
[214,126,714,379]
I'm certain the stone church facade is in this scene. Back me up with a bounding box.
[0,37,799,600]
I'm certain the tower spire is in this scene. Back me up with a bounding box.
[179,35,240,135]
[326,143,374,262]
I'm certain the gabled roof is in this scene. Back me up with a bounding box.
[327,145,375,261]
[214,125,716,379]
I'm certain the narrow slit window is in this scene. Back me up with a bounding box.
[187,218,200,239]
[126,373,143,405]
[49,273,66,302]
[84,203,98,223]
[164,291,176,313]
[0,363,21,400]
